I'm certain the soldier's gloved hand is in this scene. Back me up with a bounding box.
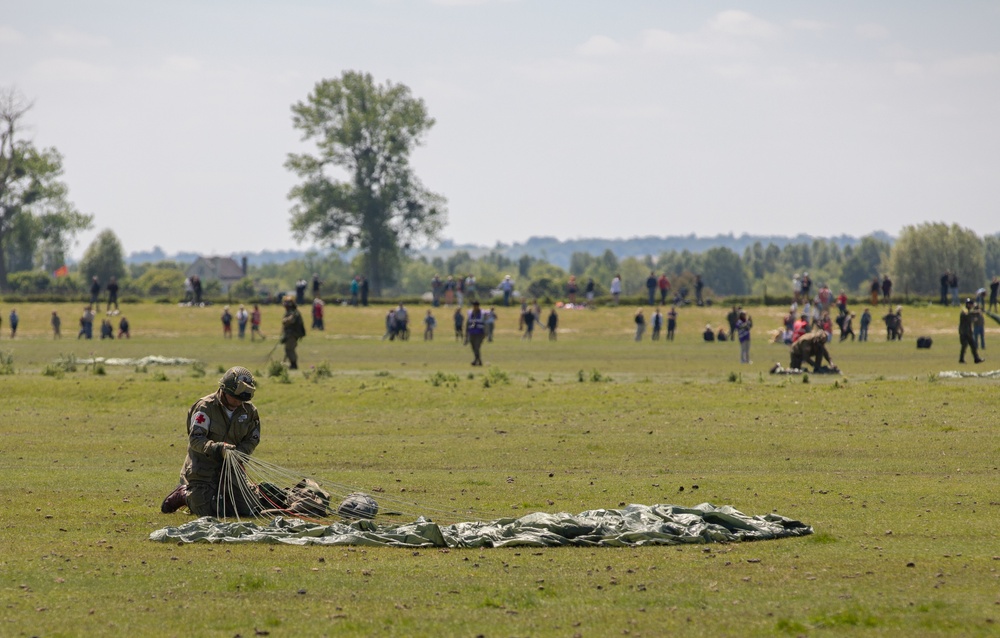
[220,442,236,459]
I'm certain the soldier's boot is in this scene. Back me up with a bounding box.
[160,485,189,513]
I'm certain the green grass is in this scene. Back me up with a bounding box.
[0,300,998,636]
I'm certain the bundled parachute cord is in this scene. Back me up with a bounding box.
[217,449,484,525]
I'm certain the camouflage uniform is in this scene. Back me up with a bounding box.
[958,301,983,364]
[281,299,306,369]
[179,388,261,516]
[789,330,833,371]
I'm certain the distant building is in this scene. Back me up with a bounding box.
[186,256,247,292]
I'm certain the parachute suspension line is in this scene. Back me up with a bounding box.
[220,450,488,525]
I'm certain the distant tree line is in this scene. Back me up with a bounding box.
[6,223,998,307]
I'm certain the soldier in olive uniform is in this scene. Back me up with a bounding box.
[281,295,306,370]
[959,298,984,364]
[161,367,261,516]
[789,330,835,372]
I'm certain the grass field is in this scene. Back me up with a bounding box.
[1,300,998,637]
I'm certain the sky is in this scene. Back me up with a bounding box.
[2,0,1000,260]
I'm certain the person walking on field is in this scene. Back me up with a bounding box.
[736,310,753,364]
[250,304,265,341]
[424,309,436,341]
[221,306,233,339]
[990,276,999,313]
[646,272,657,306]
[634,308,646,341]
[465,300,486,366]
[280,296,306,370]
[959,298,984,364]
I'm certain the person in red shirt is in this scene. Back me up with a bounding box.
[792,314,810,342]
[658,274,670,305]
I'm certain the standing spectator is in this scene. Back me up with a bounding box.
[394,303,409,339]
[800,273,812,301]
[118,316,130,339]
[192,276,203,305]
[990,276,999,313]
[835,290,848,317]
[585,278,595,306]
[295,279,307,305]
[350,276,360,306]
[106,276,120,313]
[546,307,558,341]
[859,308,871,342]
[444,276,456,305]
[78,306,94,339]
[431,274,442,307]
[312,273,322,298]
[694,275,705,306]
[651,307,663,340]
[464,301,486,366]
[311,298,324,331]
[237,305,249,338]
[940,271,950,306]
[645,272,657,305]
[869,277,880,306]
[522,304,537,340]
[839,313,856,342]
[726,306,739,343]
[465,274,477,302]
[658,273,670,305]
[485,306,497,342]
[360,276,369,307]
[423,309,436,341]
[566,276,577,305]
[610,274,622,306]
[89,276,101,305]
[500,275,513,307]
[221,306,233,339]
[383,308,397,341]
[634,308,646,341]
[456,275,465,307]
[453,306,464,341]
[736,310,753,364]
[183,277,194,304]
[973,303,986,351]
[949,271,959,306]
[792,274,802,305]
[280,296,306,370]
[51,311,61,339]
[959,298,984,364]
[9,308,19,338]
[250,304,265,341]
[975,287,987,311]
[666,306,677,341]
[881,275,893,305]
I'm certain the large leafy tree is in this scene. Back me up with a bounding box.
[888,222,984,295]
[286,71,446,296]
[0,88,91,290]
[79,229,127,284]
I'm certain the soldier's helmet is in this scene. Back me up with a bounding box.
[966,298,973,306]
[282,295,296,308]
[337,493,380,520]
[220,366,256,401]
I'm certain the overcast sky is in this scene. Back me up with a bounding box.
[3,1,999,259]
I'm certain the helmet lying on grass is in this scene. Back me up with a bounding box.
[337,493,379,520]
